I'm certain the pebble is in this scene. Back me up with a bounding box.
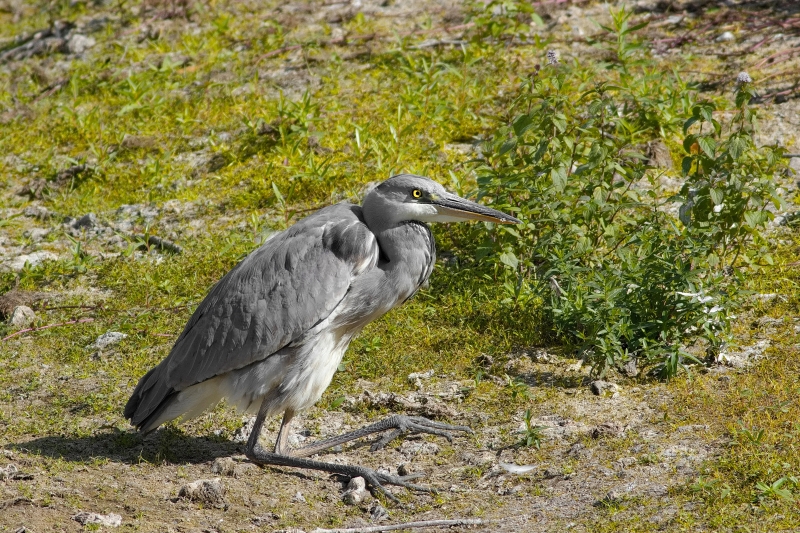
[716,31,735,42]
[592,421,624,439]
[341,476,370,505]
[71,511,121,527]
[67,34,96,54]
[292,491,307,503]
[178,478,225,504]
[23,228,51,242]
[211,456,236,477]
[590,380,620,397]
[9,306,36,328]
[72,213,97,229]
[88,331,127,351]
[369,501,389,521]
[5,251,58,272]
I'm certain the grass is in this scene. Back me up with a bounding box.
[2,0,800,530]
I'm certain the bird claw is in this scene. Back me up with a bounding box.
[358,467,437,505]
[369,415,472,452]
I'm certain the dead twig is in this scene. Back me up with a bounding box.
[141,235,183,254]
[2,317,94,342]
[0,497,34,510]
[753,47,800,70]
[309,519,487,533]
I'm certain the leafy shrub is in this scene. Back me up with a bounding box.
[470,9,787,378]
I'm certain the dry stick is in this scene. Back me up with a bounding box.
[753,47,800,69]
[309,519,487,533]
[1,317,94,342]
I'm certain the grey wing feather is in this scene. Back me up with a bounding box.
[125,203,378,427]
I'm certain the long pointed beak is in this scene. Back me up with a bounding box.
[432,192,521,224]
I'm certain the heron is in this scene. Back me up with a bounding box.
[124,174,520,500]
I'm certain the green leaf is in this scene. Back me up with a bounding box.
[551,165,567,192]
[697,136,716,158]
[710,188,724,205]
[744,210,765,228]
[271,182,285,206]
[500,251,519,269]
[681,156,693,176]
[552,113,567,133]
[728,137,747,160]
[513,114,533,137]
[498,139,518,157]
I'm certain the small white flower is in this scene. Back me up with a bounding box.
[736,71,752,84]
[546,50,559,65]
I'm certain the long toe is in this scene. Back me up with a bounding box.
[408,416,473,433]
[370,416,473,452]
[357,467,438,505]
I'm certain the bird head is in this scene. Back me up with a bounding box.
[362,174,520,231]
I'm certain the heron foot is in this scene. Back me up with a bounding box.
[245,443,432,505]
[369,415,473,452]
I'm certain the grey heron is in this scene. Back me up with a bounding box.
[124,174,519,501]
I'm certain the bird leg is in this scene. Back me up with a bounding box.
[244,405,471,503]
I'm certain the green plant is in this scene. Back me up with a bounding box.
[520,408,544,448]
[469,14,787,378]
[504,374,532,401]
[755,476,797,503]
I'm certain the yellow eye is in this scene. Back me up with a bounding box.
[411,189,422,199]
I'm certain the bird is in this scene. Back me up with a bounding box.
[124,174,520,501]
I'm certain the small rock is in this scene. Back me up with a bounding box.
[88,331,127,351]
[716,31,735,42]
[342,476,370,505]
[5,251,58,272]
[178,478,225,504]
[621,358,638,377]
[292,491,307,503]
[67,34,95,54]
[530,349,555,363]
[211,457,236,477]
[72,213,97,229]
[592,422,624,439]
[9,306,36,329]
[23,206,50,219]
[614,456,637,469]
[23,228,51,242]
[716,340,770,368]
[407,369,434,382]
[71,511,122,527]
[369,501,389,522]
[590,380,620,397]
[233,416,256,443]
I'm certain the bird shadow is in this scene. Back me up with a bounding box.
[7,426,241,466]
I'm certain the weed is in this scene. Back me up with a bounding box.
[520,408,544,448]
